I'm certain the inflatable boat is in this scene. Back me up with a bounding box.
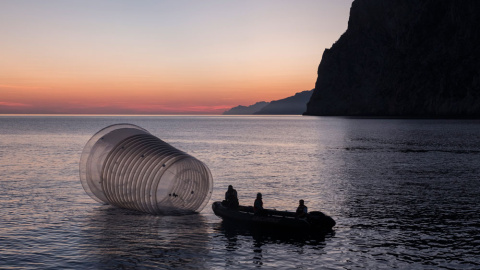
[212,201,335,232]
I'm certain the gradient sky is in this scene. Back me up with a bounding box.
[0,0,353,114]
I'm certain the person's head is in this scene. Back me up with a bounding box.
[257,192,262,199]
[228,185,233,190]
[299,199,304,205]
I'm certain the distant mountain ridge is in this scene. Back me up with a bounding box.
[222,101,269,115]
[223,90,313,115]
[255,90,313,114]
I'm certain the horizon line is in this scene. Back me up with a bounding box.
[0,113,305,117]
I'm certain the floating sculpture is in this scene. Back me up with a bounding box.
[79,124,213,215]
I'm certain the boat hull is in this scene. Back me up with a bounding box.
[212,201,335,232]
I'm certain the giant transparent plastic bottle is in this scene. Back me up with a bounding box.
[79,124,213,215]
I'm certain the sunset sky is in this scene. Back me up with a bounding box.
[0,0,352,114]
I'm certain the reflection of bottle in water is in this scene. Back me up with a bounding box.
[79,124,213,215]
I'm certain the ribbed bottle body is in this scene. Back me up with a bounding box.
[80,124,213,215]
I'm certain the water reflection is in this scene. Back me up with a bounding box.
[336,119,480,267]
[219,220,332,242]
[252,238,263,267]
[80,206,209,269]
[213,220,332,268]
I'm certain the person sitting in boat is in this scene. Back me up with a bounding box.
[295,199,308,219]
[253,192,265,215]
[224,185,239,209]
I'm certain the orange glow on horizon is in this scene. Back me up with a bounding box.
[0,68,316,114]
[0,1,352,114]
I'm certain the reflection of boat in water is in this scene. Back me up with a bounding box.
[212,201,336,233]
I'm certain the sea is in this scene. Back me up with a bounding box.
[0,115,479,269]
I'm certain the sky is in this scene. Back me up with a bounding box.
[0,0,353,115]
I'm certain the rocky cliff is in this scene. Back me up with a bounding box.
[305,0,480,117]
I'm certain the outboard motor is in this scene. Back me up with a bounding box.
[308,211,336,230]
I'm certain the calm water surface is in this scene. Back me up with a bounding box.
[0,115,479,269]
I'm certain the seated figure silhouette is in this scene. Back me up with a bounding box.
[253,192,265,216]
[295,199,308,219]
[224,185,239,209]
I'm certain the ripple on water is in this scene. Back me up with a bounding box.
[1,116,480,269]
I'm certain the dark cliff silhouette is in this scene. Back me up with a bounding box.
[305,0,480,117]
[223,90,313,115]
